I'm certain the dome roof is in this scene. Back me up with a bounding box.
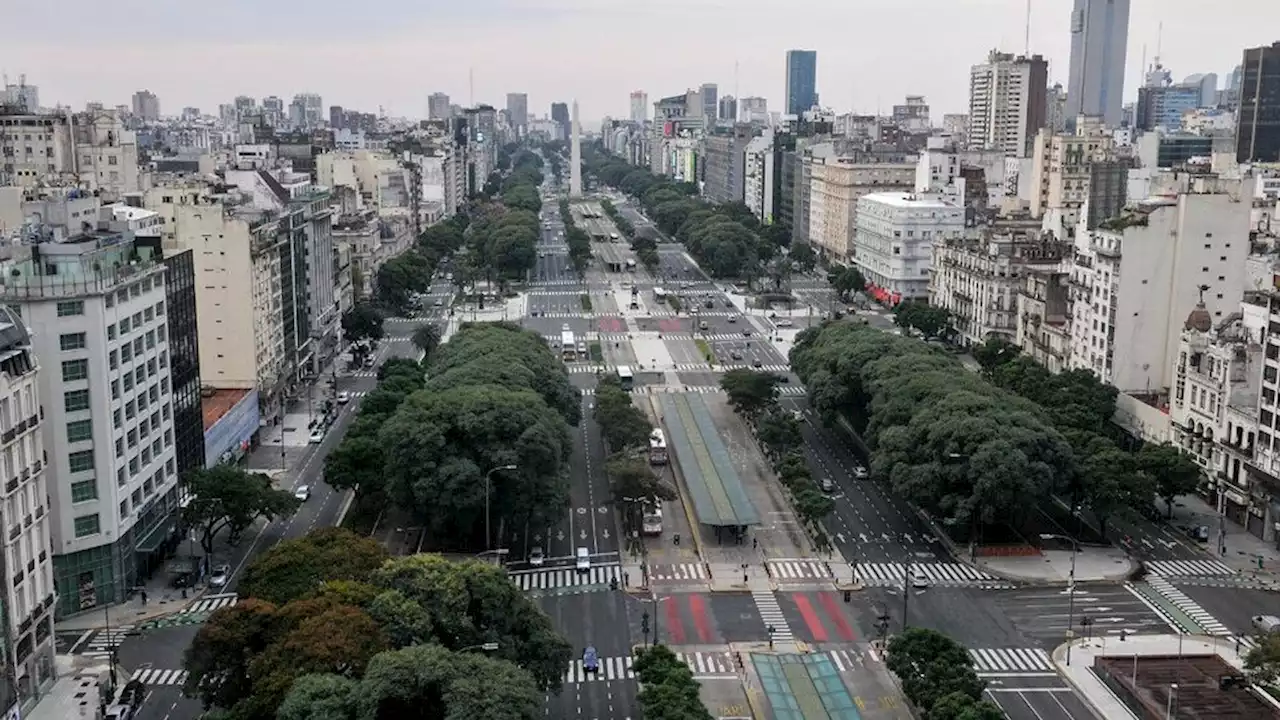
[1184,302,1212,333]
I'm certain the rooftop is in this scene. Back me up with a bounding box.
[863,191,959,209]
[202,388,251,431]
[657,393,759,527]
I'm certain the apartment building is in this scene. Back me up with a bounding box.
[1016,268,1073,373]
[1028,122,1118,236]
[743,133,776,224]
[1067,176,1252,394]
[930,216,1070,347]
[700,126,754,204]
[968,50,1049,158]
[0,231,178,619]
[853,192,964,303]
[1242,279,1280,545]
[0,309,55,712]
[808,156,917,263]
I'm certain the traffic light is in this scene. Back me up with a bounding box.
[844,589,852,603]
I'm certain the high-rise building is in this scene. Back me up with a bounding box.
[506,93,529,132]
[1236,41,1280,163]
[700,84,718,120]
[1065,0,1131,127]
[968,50,1049,157]
[739,97,769,124]
[551,102,570,140]
[570,101,582,197]
[718,95,738,122]
[785,50,818,116]
[428,93,451,120]
[630,91,648,123]
[260,96,284,127]
[131,90,160,122]
[288,93,324,129]
[0,228,179,620]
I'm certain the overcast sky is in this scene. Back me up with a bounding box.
[4,0,1278,124]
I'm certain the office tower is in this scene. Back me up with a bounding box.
[570,101,582,197]
[968,50,1049,157]
[260,96,284,127]
[131,90,160,122]
[739,96,768,123]
[700,83,718,120]
[0,230,178,619]
[428,93,451,120]
[329,105,345,129]
[785,50,818,116]
[551,102,570,140]
[630,91,648,123]
[288,93,323,129]
[1065,0,1131,127]
[1237,41,1280,163]
[506,93,529,132]
[719,95,738,122]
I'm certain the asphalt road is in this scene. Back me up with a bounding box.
[1171,583,1277,635]
[539,584,639,720]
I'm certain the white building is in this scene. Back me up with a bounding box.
[0,308,56,711]
[629,91,648,124]
[1067,176,1252,394]
[808,157,917,263]
[853,192,964,303]
[72,111,141,201]
[743,133,775,224]
[1017,267,1074,373]
[0,231,178,620]
[968,50,1049,158]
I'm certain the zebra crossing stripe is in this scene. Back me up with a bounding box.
[177,595,239,615]
[854,562,998,585]
[564,656,634,684]
[968,648,1054,674]
[649,563,707,581]
[562,649,870,684]
[1146,576,1232,635]
[751,590,795,642]
[131,668,189,686]
[1144,559,1236,577]
[768,559,830,580]
[508,563,621,591]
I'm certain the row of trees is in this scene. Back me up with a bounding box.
[183,528,572,719]
[600,198,659,273]
[885,628,1003,720]
[583,144,816,288]
[973,339,1202,533]
[557,198,592,276]
[719,369,834,549]
[893,300,954,340]
[592,376,674,533]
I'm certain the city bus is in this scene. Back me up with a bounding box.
[648,428,668,465]
[561,329,576,361]
[617,365,634,390]
[653,287,667,302]
[641,500,664,536]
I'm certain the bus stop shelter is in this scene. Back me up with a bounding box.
[657,393,759,539]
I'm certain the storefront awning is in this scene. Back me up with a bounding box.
[136,515,179,554]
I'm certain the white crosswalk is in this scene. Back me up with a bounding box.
[1145,576,1232,635]
[178,593,239,615]
[346,371,378,378]
[675,363,713,371]
[854,562,1006,587]
[563,649,868,685]
[130,667,189,686]
[649,563,708,581]
[968,648,1055,675]
[508,563,621,591]
[1144,559,1236,577]
[83,626,133,659]
[567,365,605,374]
[721,364,790,373]
[751,590,795,642]
[768,559,831,581]
[580,385,806,397]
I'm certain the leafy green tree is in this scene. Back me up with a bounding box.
[183,598,281,712]
[1135,443,1203,517]
[1244,632,1280,685]
[342,302,386,344]
[276,674,359,720]
[606,454,674,504]
[720,369,782,424]
[410,324,441,359]
[352,644,542,720]
[928,691,1006,720]
[828,266,866,299]
[788,242,817,274]
[755,408,803,461]
[238,528,388,606]
[894,300,953,339]
[375,252,434,313]
[632,645,714,720]
[594,377,654,451]
[182,466,301,556]
[885,628,986,711]
[972,337,1021,375]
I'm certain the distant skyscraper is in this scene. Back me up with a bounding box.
[506,93,529,131]
[551,102,570,140]
[428,93,451,120]
[739,97,768,124]
[785,50,818,116]
[1,78,38,112]
[569,101,582,197]
[718,95,738,122]
[131,89,160,121]
[329,105,345,129]
[1065,0,1131,127]
[1236,41,1280,163]
[630,91,648,123]
[261,96,284,127]
[700,83,718,120]
[968,50,1048,157]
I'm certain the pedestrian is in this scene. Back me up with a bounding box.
[140,589,148,605]
[752,538,758,550]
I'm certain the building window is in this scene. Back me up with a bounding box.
[62,359,89,382]
[68,449,95,473]
[66,420,93,443]
[120,317,130,334]
[59,332,86,351]
[73,514,100,538]
[56,300,84,317]
[70,479,98,503]
[64,389,90,412]
[119,500,129,520]
[107,324,116,340]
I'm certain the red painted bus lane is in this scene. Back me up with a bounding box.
[688,594,713,644]
[792,593,828,642]
[817,591,857,642]
[663,596,686,644]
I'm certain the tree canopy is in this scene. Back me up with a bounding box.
[238,528,388,606]
[182,466,301,556]
[885,628,995,716]
[341,302,385,344]
[790,322,1075,534]
[632,645,715,720]
[184,547,570,720]
[893,300,953,339]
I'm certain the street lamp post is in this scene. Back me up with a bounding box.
[485,465,518,553]
[1042,533,1081,664]
[459,642,500,653]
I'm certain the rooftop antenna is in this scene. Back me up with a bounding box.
[1024,0,1031,56]
[734,59,739,102]
[1155,21,1164,67]
[469,67,474,107]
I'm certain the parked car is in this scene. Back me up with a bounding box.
[336,391,351,404]
[308,428,325,444]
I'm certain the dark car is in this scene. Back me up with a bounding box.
[583,646,599,674]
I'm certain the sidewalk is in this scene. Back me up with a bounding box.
[1167,494,1280,580]
[26,655,118,720]
[976,547,1137,584]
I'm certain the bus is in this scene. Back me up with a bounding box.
[641,500,663,536]
[617,365,634,390]
[561,329,576,361]
[653,287,667,302]
[649,428,668,465]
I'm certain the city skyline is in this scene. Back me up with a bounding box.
[6,0,1277,123]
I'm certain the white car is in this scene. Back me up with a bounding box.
[911,568,930,589]
[576,547,591,573]
[209,564,230,588]
[336,391,350,404]
[308,428,325,444]
[529,547,545,567]
[294,485,312,502]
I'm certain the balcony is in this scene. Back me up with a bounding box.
[4,478,16,494]
[8,526,18,542]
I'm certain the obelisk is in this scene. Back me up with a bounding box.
[569,100,583,198]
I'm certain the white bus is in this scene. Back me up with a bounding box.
[649,428,668,465]
[641,501,663,536]
[617,365,634,390]
[561,329,576,361]
[625,259,636,271]
[654,287,667,302]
